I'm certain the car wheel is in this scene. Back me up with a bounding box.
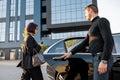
[55,72,68,80]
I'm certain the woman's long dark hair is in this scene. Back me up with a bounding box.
[26,22,38,34]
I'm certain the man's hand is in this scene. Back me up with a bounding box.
[98,61,108,74]
[60,52,72,59]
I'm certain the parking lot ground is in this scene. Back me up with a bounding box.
[0,60,52,80]
[0,60,22,80]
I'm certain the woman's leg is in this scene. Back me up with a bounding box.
[21,69,31,80]
[31,66,44,80]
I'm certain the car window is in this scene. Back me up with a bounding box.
[48,41,67,53]
[65,38,84,52]
[113,35,120,53]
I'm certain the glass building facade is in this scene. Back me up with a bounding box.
[0,0,119,69]
[0,0,96,60]
[51,31,87,39]
[0,22,6,42]
[0,0,41,60]
[25,0,34,26]
[51,0,92,24]
[0,0,38,42]
[0,0,6,18]
[47,0,92,39]
[26,0,34,15]
[0,0,6,42]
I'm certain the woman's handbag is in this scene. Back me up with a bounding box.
[32,49,46,67]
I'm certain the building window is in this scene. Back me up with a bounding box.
[17,21,20,41]
[18,0,21,16]
[9,21,15,41]
[0,22,6,42]
[10,0,16,17]
[51,0,92,24]
[25,19,33,27]
[26,0,34,15]
[0,0,6,18]
[51,31,87,39]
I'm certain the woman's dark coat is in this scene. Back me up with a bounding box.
[17,34,41,69]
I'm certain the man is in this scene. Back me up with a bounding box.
[61,4,114,80]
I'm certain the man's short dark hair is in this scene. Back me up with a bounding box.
[26,22,38,34]
[85,4,98,13]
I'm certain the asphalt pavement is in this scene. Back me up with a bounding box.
[0,60,22,80]
[0,60,52,80]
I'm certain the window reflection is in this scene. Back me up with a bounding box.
[9,21,15,41]
[51,0,92,24]
[0,22,6,42]
[17,21,20,41]
[18,0,21,16]
[10,0,16,17]
[48,41,66,53]
[25,19,33,27]
[26,0,34,15]
[113,35,120,53]
[51,31,87,39]
[0,0,6,18]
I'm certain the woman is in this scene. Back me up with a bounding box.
[17,22,43,80]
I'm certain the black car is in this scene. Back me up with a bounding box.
[42,34,120,80]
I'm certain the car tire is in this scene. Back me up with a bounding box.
[55,72,68,80]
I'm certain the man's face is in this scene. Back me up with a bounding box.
[85,8,92,21]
